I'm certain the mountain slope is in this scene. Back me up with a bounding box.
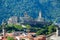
[0,0,60,24]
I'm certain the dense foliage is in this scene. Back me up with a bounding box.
[7,36,14,40]
[36,24,56,35]
[0,23,57,35]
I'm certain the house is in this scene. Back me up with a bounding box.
[0,32,46,40]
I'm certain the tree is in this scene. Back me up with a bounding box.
[26,25,31,30]
[7,24,14,27]
[48,24,56,34]
[7,36,14,40]
[26,25,31,32]
[22,39,25,40]
[6,24,15,33]
[14,24,23,30]
[36,29,45,35]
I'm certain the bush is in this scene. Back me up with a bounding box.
[7,36,14,40]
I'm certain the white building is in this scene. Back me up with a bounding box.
[36,11,44,22]
[8,16,18,24]
[20,12,33,23]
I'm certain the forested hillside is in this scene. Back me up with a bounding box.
[0,0,60,24]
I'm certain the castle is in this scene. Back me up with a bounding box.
[8,11,44,25]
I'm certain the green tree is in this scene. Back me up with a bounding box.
[14,24,23,30]
[7,36,14,40]
[7,24,14,27]
[26,25,31,32]
[26,25,31,30]
[22,39,25,40]
[36,29,45,35]
[6,24,15,33]
[48,24,56,34]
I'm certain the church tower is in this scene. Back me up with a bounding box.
[39,11,42,19]
[37,11,44,22]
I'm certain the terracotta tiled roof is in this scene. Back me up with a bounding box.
[0,33,46,40]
